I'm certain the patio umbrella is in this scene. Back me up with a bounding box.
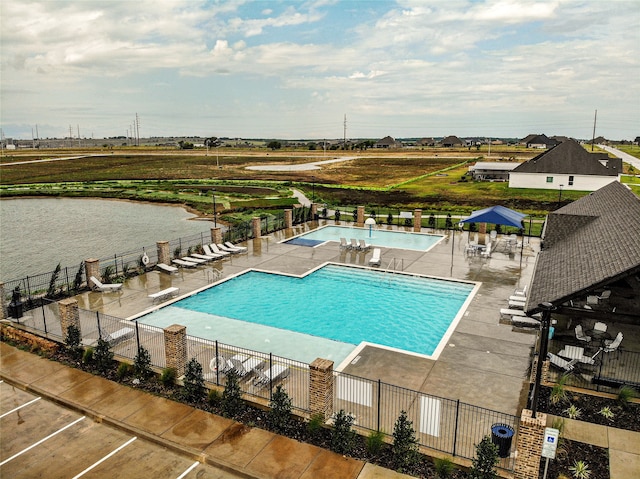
[459,205,526,228]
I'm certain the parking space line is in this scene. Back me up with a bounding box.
[70,436,137,479]
[176,461,200,479]
[0,397,41,419]
[0,416,86,466]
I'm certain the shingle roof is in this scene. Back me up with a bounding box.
[525,182,640,313]
[512,139,621,176]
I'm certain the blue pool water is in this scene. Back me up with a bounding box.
[287,225,443,251]
[139,264,476,364]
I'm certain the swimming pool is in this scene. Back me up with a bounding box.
[138,264,477,365]
[285,225,443,251]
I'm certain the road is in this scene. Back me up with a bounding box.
[598,145,640,171]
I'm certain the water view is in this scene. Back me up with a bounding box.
[0,198,213,281]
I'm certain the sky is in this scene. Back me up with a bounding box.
[1,0,639,141]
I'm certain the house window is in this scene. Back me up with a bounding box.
[569,175,574,186]
[546,177,554,183]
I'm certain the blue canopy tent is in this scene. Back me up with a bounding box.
[459,205,526,229]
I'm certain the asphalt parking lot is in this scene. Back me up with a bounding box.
[0,380,245,479]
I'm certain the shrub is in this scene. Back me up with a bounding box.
[366,430,385,457]
[182,358,206,403]
[46,263,61,299]
[64,324,82,359]
[617,385,636,407]
[569,460,591,479]
[133,346,153,379]
[307,413,325,436]
[469,436,499,479]
[392,410,419,472]
[116,362,130,380]
[101,266,115,284]
[93,338,114,374]
[221,370,244,418]
[208,388,221,408]
[564,404,582,420]
[434,456,456,479]
[82,347,94,364]
[160,367,177,387]
[331,410,356,455]
[268,385,293,434]
[551,374,569,405]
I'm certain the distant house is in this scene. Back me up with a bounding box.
[469,162,521,181]
[416,138,437,147]
[440,135,464,147]
[374,136,402,148]
[509,139,621,191]
[519,134,558,149]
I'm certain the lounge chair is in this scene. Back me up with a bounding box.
[514,284,528,297]
[183,256,207,264]
[217,243,240,254]
[203,244,226,259]
[369,248,381,266]
[548,352,578,372]
[603,332,623,353]
[254,364,289,387]
[358,239,371,251]
[148,286,180,303]
[225,241,247,253]
[156,263,178,274]
[102,327,134,346]
[339,237,349,249]
[172,258,198,268]
[209,243,231,257]
[499,308,528,320]
[508,298,526,310]
[190,252,216,261]
[89,276,123,292]
[350,238,359,250]
[575,324,591,343]
[230,354,264,377]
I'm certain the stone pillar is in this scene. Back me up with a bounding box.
[309,358,334,421]
[252,217,261,239]
[85,259,100,288]
[284,209,293,229]
[210,227,223,246]
[356,206,365,227]
[513,409,546,479]
[413,209,422,232]
[59,298,81,338]
[157,241,170,266]
[0,282,7,321]
[164,324,187,376]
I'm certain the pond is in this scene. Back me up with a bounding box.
[0,198,213,281]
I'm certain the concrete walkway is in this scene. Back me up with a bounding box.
[0,342,413,479]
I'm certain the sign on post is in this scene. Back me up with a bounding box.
[541,427,560,459]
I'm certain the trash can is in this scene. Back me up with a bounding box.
[491,423,514,458]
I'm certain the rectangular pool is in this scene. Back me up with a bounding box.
[137,264,477,365]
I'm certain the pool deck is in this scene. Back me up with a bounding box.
[73,223,539,416]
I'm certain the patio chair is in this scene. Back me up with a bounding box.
[156,263,178,274]
[548,353,578,372]
[339,237,350,249]
[575,324,591,343]
[203,244,226,260]
[603,332,623,353]
[254,363,290,387]
[217,243,241,254]
[508,298,526,309]
[182,256,207,264]
[513,284,528,297]
[358,239,371,251]
[208,244,231,257]
[171,258,198,268]
[350,238,359,250]
[89,276,123,292]
[225,241,248,253]
[369,248,381,266]
[189,252,216,262]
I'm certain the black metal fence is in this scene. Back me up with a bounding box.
[333,370,518,469]
[548,340,640,393]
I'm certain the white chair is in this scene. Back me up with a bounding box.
[254,364,289,387]
[575,324,591,343]
[508,298,526,310]
[208,244,231,257]
[358,239,371,251]
[603,332,623,353]
[339,237,349,249]
[217,243,240,254]
[514,284,528,297]
[369,248,381,266]
[172,258,198,268]
[350,238,359,249]
[203,244,225,259]
[148,287,180,303]
[182,256,206,264]
[89,276,123,292]
[225,241,247,253]
[156,263,178,274]
[499,308,529,320]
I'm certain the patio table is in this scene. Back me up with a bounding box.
[586,329,611,345]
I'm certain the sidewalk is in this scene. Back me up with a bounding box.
[0,342,412,479]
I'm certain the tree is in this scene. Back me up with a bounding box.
[133,346,153,379]
[93,337,114,374]
[331,409,356,454]
[222,370,244,418]
[267,141,281,150]
[182,358,205,403]
[268,385,293,434]
[469,436,499,479]
[392,410,419,472]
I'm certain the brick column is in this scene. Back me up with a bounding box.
[413,209,422,232]
[513,409,546,479]
[311,203,318,219]
[210,227,223,246]
[252,217,261,238]
[164,324,187,376]
[309,358,334,421]
[284,209,293,229]
[356,206,365,227]
[0,282,6,321]
[85,259,100,288]
[59,298,81,338]
[157,241,170,266]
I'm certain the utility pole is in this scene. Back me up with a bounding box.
[591,109,597,151]
[77,124,81,147]
[135,113,140,146]
[343,114,347,150]
[69,125,73,148]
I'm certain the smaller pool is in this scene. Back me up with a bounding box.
[285,225,443,251]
